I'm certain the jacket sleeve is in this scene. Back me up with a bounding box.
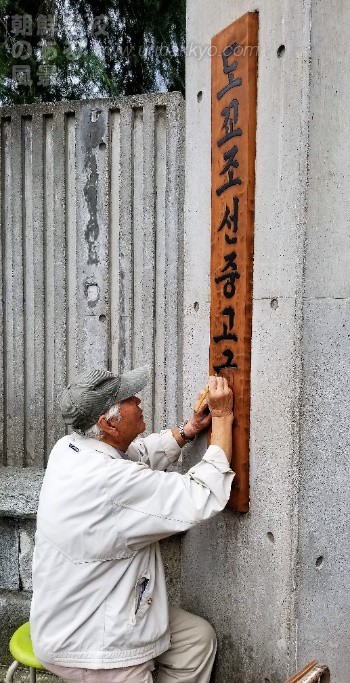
[126,429,181,471]
[105,445,235,550]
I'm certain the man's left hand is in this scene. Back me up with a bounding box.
[184,389,212,439]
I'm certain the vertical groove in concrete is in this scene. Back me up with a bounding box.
[132,107,144,373]
[141,102,156,432]
[154,106,167,429]
[131,103,157,432]
[0,119,5,465]
[29,114,45,467]
[23,115,45,466]
[43,114,54,459]
[43,111,67,459]
[66,112,77,385]
[75,104,86,374]
[7,114,25,466]
[109,108,121,374]
[97,106,110,370]
[119,105,134,374]
[52,111,67,448]
[174,98,185,425]
[164,98,184,426]
[22,116,32,468]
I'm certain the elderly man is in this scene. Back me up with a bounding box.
[30,366,234,683]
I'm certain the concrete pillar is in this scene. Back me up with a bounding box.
[182,1,350,681]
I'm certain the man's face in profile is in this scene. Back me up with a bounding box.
[109,395,146,443]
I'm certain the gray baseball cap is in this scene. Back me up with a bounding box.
[60,366,150,431]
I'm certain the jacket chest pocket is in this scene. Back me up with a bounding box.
[129,571,152,626]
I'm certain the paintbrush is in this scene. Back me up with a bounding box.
[194,385,209,413]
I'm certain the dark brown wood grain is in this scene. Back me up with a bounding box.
[210,13,258,511]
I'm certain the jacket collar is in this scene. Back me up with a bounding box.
[70,432,125,460]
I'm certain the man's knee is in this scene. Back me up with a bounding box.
[196,616,217,656]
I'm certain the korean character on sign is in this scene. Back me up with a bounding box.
[213,349,238,373]
[217,98,242,148]
[213,306,237,343]
[218,198,239,244]
[216,145,242,197]
[217,43,242,100]
[215,251,240,298]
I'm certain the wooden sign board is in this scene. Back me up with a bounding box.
[210,12,258,511]
[284,661,330,683]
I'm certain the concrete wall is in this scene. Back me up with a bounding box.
[297,1,350,679]
[182,1,350,681]
[0,93,184,666]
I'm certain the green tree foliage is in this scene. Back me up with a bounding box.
[0,0,185,104]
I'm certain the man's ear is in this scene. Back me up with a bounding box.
[97,414,118,436]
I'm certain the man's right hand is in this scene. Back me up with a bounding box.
[208,376,233,417]
[208,376,233,464]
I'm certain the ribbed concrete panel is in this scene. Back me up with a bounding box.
[0,93,184,467]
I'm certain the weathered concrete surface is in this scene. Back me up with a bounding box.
[0,592,32,666]
[0,469,44,517]
[0,517,34,595]
[184,0,350,681]
[160,536,182,607]
[18,521,36,592]
[0,519,19,590]
[0,666,60,682]
[304,1,350,300]
[296,1,350,680]
[297,301,350,679]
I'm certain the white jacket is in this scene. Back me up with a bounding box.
[30,429,234,669]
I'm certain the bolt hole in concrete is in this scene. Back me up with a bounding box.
[193,301,200,311]
[277,44,286,58]
[267,532,275,544]
[99,141,106,150]
[197,90,203,102]
[270,298,278,310]
[99,314,107,323]
[316,556,324,569]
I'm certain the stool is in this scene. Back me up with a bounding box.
[6,622,45,682]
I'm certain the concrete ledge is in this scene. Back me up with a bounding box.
[0,469,44,517]
[0,591,32,666]
[0,664,60,682]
